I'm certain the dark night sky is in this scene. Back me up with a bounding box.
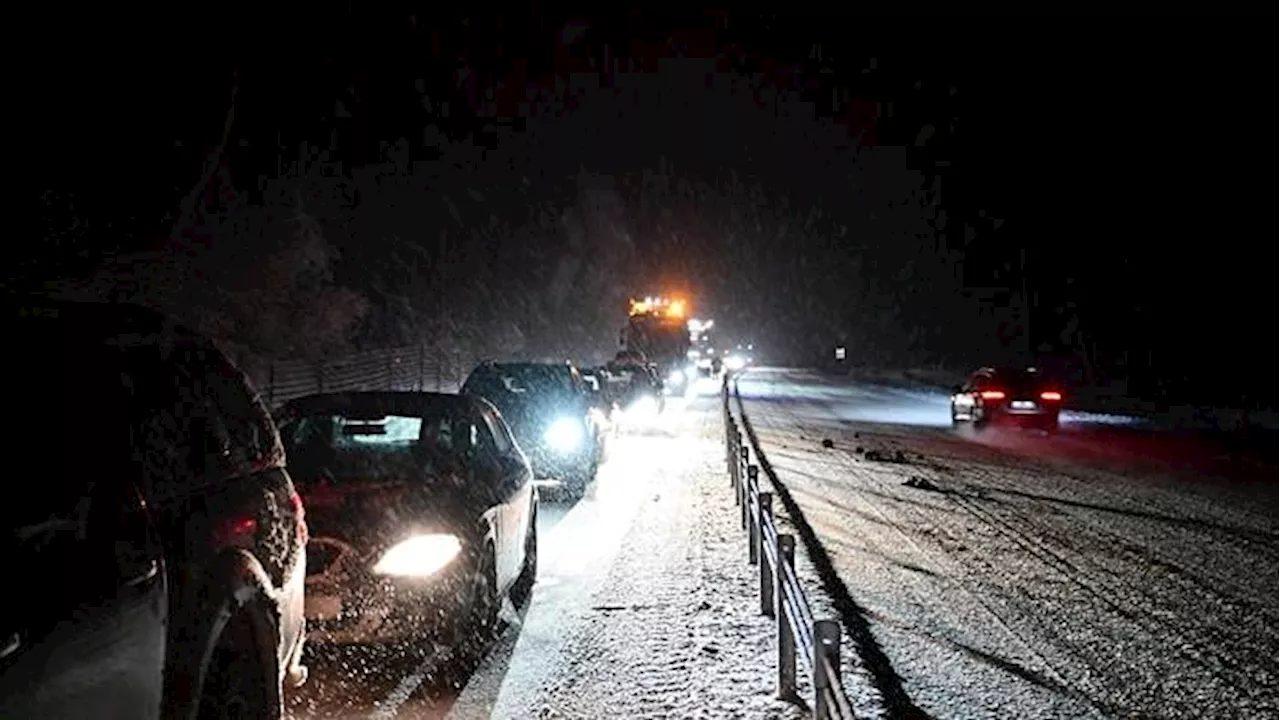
[15,6,1276,408]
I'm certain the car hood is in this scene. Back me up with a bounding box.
[297,475,484,554]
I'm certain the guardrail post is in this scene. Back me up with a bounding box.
[813,620,841,720]
[725,414,733,470]
[731,425,742,505]
[759,492,774,618]
[734,432,744,505]
[777,533,797,701]
[739,446,750,528]
[731,422,741,492]
[747,466,760,565]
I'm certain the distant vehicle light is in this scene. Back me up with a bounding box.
[725,355,746,371]
[979,390,1006,400]
[1040,391,1062,401]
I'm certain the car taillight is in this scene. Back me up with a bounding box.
[1040,391,1062,401]
[290,489,308,543]
[979,390,1005,400]
[214,516,258,545]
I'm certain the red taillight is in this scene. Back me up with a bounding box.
[979,390,1006,400]
[290,490,308,543]
[1040,391,1062,401]
[214,516,258,545]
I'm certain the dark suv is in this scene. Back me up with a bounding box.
[0,300,308,720]
[950,366,1064,434]
[462,362,604,496]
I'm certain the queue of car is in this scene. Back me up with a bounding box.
[0,300,612,719]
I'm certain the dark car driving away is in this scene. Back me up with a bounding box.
[0,300,308,720]
[461,362,605,497]
[275,392,537,660]
[951,365,1065,434]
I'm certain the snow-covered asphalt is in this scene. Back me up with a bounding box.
[287,383,805,720]
[735,368,1277,719]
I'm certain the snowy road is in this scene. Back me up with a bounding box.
[287,386,803,720]
[735,368,1277,719]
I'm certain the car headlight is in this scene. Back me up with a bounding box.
[725,355,746,370]
[545,417,584,451]
[668,369,685,385]
[372,534,462,577]
[625,395,658,417]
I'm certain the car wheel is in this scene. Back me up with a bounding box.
[461,548,500,654]
[197,612,275,720]
[1043,419,1060,436]
[512,512,538,605]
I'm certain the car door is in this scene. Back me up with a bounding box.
[474,403,531,589]
[0,344,167,720]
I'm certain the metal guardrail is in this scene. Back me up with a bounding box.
[721,373,857,720]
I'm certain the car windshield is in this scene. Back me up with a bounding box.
[279,409,471,486]
[465,365,575,404]
[984,369,1045,393]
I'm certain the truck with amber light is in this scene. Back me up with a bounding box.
[619,296,695,396]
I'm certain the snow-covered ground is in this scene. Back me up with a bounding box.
[287,387,806,719]
[735,368,1278,719]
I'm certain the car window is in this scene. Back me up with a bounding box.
[280,408,473,486]
[5,322,146,620]
[478,406,515,455]
[128,340,282,495]
[8,339,130,535]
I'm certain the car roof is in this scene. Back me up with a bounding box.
[276,391,475,419]
[482,361,573,371]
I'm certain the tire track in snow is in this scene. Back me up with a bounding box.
[748,391,1110,716]
[936,480,1273,710]
[838,420,1273,716]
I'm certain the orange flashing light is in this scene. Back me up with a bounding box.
[629,296,689,318]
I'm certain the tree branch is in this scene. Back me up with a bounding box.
[169,67,239,243]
